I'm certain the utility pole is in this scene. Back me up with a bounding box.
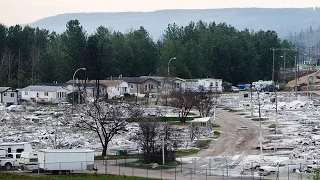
[270,48,297,83]
[272,47,275,83]
[283,52,286,85]
[295,56,298,96]
[270,48,297,134]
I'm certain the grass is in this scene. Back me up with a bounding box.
[0,173,154,180]
[95,154,142,160]
[128,116,198,123]
[229,109,243,112]
[175,148,200,157]
[213,130,220,136]
[118,161,181,170]
[268,124,276,128]
[95,148,200,160]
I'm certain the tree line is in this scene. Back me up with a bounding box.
[0,20,296,88]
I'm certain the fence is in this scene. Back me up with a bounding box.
[0,156,317,180]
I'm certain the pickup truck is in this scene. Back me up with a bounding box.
[0,153,21,170]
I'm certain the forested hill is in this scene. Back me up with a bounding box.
[28,8,320,39]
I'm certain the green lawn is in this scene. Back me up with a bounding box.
[0,173,154,180]
[175,148,199,157]
[95,154,142,160]
[118,161,181,170]
[95,148,200,160]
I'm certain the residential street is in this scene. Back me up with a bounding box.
[189,108,259,157]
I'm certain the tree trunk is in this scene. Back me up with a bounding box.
[102,147,107,157]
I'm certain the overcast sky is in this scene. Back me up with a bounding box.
[1,0,320,25]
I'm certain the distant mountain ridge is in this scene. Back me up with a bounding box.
[28,8,320,39]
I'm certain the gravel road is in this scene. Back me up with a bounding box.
[190,108,260,157]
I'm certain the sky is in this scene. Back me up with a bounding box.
[1,0,320,25]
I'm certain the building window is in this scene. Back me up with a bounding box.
[3,93,6,96]
[25,91,28,95]
[10,93,14,97]
[215,82,218,87]
[210,82,214,87]
[36,93,39,98]
[130,84,134,89]
[144,84,148,90]
[44,92,48,96]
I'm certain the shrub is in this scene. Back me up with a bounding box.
[268,124,276,128]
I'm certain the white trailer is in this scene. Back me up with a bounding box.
[38,149,94,175]
[19,151,38,172]
[0,142,32,153]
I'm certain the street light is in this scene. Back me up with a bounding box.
[72,68,86,105]
[167,57,177,78]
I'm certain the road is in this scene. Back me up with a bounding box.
[190,108,260,157]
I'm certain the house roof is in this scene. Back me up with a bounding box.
[66,80,124,87]
[65,80,103,87]
[37,83,68,87]
[105,76,162,84]
[20,86,66,92]
[286,71,320,88]
[0,87,11,93]
[105,77,143,83]
[98,80,124,87]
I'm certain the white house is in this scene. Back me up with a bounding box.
[185,78,223,92]
[0,87,18,106]
[99,80,128,99]
[20,86,70,104]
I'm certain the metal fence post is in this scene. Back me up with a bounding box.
[206,169,208,180]
[287,164,290,180]
[118,163,120,175]
[181,157,183,173]
[226,159,228,177]
[300,163,302,180]
[194,158,196,175]
[105,159,107,174]
[175,167,177,180]
[132,167,134,176]
[38,162,40,178]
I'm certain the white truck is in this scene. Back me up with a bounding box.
[0,153,21,170]
[18,151,38,172]
[38,149,94,175]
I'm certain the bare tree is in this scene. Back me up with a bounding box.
[169,90,197,124]
[73,102,143,156]
[194,90,216,117]
[131,118,176,164]
[46,122,66,149]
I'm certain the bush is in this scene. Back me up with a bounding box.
[268,124,276,128]
[123,93,131,97]
[213,131,220,135]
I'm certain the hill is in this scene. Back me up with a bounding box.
[29,8,320,39]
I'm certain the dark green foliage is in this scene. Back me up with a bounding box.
[0,20,294,88]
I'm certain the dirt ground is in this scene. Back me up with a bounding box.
[190,108,260,157]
